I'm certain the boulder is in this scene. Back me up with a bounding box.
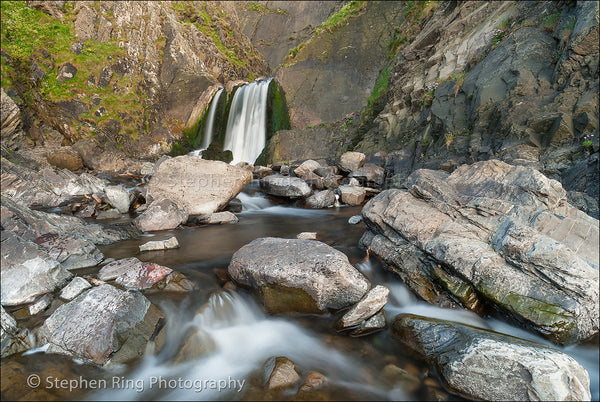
[293,159,321,177]
[392,314,591,401]
[46,147,83,171]
[58,277,92,301]
[349,163,385,187]
[133,198,188,232]
[33,233,104,270]
[139,236,180,252]
[194,211,239,225]
[338,152,365,173]
[39,284,165,366]
[1,232,72,306]
[228,237,370,313]
[253,165,273,179]
[260,176,312,198]
[305,190,336,209]
[314,166,338,177]
[98,258,195,293]
[323,174,343,189]
[301,171,324,190]
[339,185,366,206]
[1,306,32,358]
[339,285,389,328]
[263,356,301,390]
[361,160,599,344]
[147,156,252,215]
[104,185,130,213]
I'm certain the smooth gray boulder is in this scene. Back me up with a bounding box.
[260,176,312,198]
[104,185,130,213]
[392,314,591,401]
[1,232,72,306]
[133,198,188,232]
[228,237,370,313]
[39,284,165,366]
[361,160,599,345]
[147,156,252,215]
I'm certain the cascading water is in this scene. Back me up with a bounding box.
[189,88,223,158]
[223,79,272,165]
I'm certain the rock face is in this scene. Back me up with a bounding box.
[392,314,591,401]
[1,232,72,306]
[228,237,370,313]
[39,284,165,366]
[1,88,26,151]
[147,156,252,215]
[133,198,189,232]
[260,175,311,198]
[361,160,599,345]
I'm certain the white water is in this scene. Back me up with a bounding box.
[223,79,272,165]
[189,88,223,158]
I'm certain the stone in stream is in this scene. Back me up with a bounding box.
[104,185,131,213]
[97,257,195,293]
[391,314,591,401]
[348,215,362,224]
[338,151,365,173]
[1,306,33,358]
[96,208,121,220]
[147,156,252,215]
[304,190,336,209]
[39,284,166,366]
[173,327,216,364]
[361,160,599,345]
[228,237,370,313]
[350,310,387,336]
[194,211,239,225]
[1,232,72,306]
[339,185,366,206]
[260,175,312,198]
[133,198,189,232]
[296,232,317,240]
[339,285,389,328]
[33,233,104,270]
[58,277,92,301]
[139,236,180,252]
[263,356,302,390]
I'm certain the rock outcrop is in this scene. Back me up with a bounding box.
[0,88,26,151]
[392,314,591,401]
[228,237,370,313]
[361,160,599,345]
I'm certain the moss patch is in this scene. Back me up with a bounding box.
[259,284,323,314]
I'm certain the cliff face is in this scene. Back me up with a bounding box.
[1,1,267,160]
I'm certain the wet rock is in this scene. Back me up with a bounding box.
[96,208,121,219]
[58,277,92,301]
[148,156,252,215]
[133,198,188,232]
[39,284,165,366]
[339,185,366,206]
[381,364,421,394]
[173,327,216,364]
[260,175,312,198]
[28,294,52,315]
[305,190,336,209]
[299,370,328,392]
[0,88,26,151]
[391,314,591,401]
[194,211,239,225]
[263,356,301,390]
[296,232,317,240]
[348,215,362,224]
[338,152,365,173]
[104,185,130,213]
[33,233,104,270]
[293,159,321,177]
[362,160,599,345]
[56,62,77,82]
[1,232,72,306]
[350,310,387,336]
[349,163,385,188]
[339,285,389,328]
[139,236,180,252]
[253,165,273,179]
[225,198,243,213]
[1,306,32,358]
[46,147,84,171]
[98,257,195,293]
[228,237,370,313]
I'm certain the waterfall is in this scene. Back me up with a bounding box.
[201,88,223,150]
[223,78,272,165]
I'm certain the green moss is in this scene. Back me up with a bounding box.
[365,64,391,117]
[387,1,440,57]
[542,12,561,32]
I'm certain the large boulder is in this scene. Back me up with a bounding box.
[39,284,165,366]
[1,232,72,306]
[132,198,188,232]
[228,237,370,313]
[392,314,591,401]
[260,175,312,198]
[104,185,130,213]
[147,156,252,215]
[33,233,104,270]
[338,151,365,173]
[361,160,599,345]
